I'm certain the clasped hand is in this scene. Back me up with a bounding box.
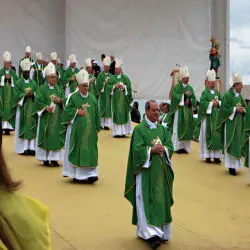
[77,109,87,116]
[151,143,165,155]
[236,106,245,113]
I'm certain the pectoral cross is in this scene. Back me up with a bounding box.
[151,136,161,146]
[82,103,91,111]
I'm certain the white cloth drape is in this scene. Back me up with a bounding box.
[101,118,112,128]
[112,116,132,137]
[172,110,191,152]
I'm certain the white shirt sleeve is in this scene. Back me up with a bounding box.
[218,101,222,107]
[207,102,213,114]
[179,95,184,106]
[164,147,172,167]
[142,147,152,169]
[30,68,34,80]
[229,107,237,121]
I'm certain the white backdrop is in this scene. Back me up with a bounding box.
[66,0,212,99]
[0,0,65,70]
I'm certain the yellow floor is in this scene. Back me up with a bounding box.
[2,131,250,250]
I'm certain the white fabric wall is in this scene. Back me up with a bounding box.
[66,0,212,99]
[0,0,65,70]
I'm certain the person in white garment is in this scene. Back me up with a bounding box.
[198,69,223,163]
[124,100,174,249]
[110,58,133,137]
[0,51,18,135]
[18,46,34,78]
[221,73,246,176]
[62,69,101,183]
[35,62,66,166]
[167,66,197,154]
[14,59,37,156]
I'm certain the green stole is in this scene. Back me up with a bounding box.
[124,119,174,226]
[220,88,246,159]
[88,73,96,97]
[15,78,38,139]
[109,74,133,124]
[32,62,45,87]
[167,81,196,140]
[96,71,113,118]
[62,67,79,93]
[62,92,101,167]
[197,88,222,150]
[0,67,18,128]
[35,83,66,151]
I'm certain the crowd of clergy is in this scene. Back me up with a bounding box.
[1,45,250,249]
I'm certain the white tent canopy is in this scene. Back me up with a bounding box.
[0,0,229,99]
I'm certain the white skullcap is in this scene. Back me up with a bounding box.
[85,58,92,67]
[103,56,111,66]
[57,58,61,64]
[25,46,31,53]
[69,54,77,63]
[180,66,189,79]
[3,51,11,62]
[20,58,32,71]
[207,69,216,82]
[51,52,57,61]
[44,62,56,76]
[36,52,42,60]
[232,72,242,84]
[115,58,123,68]
[76,69,89,85]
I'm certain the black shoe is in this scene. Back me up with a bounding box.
[147,236,161,249]
[51,161,59,167]
[4,130,10,135]
[176,149,185,154]
[206,158,212,163]
[87,176,98,184]
[229,168,237,176]
[214,158,221,164]
[104,126,110,130]
[43,161,50,166]
[24,150,29,155]
[29,150,36,156]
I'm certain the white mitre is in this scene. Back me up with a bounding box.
[207,69,216,81]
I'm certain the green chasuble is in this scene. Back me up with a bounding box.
[242,102,250,167]
[88,73,96,97]
[220,88,246,159]
[15,78,38,140]
[197,88,223,150]
[62,67,79,93]
[109,74,133,124]
[0,67,18,128]
[124,119,174,226]
[31,62,45,87]
[35,83,66,151]
[95,71,113,118]
[167,81,197,140]
[19,57,34,78]
[62,92,101,167]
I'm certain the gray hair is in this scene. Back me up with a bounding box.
[145,100,157,111]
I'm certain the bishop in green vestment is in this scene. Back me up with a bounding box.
[85,58,97,97]
[95,56,113,129]
[0,51,18,135]
[109,58,133,137]
[167,66,196,153]
[18,46,34,77]
[62,69,101,184]
[14,59,38,156]
[35,62,66,167]
[30,52,45,87]
[62,54,79,98]
[124,100,174,249]
[220,73,246,176]
[198,70,223,163]
[50,52,63,87]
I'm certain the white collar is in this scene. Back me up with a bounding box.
[182,83,188,88]
[5,69,9,74]
[105,72,109,75]
[210,89,215,94]
[48,84,55,89]
[117,74,122,79]
[24,79,29,84]
[233,89,239,97]
[145,116,157,129]
[80,92,88,98]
